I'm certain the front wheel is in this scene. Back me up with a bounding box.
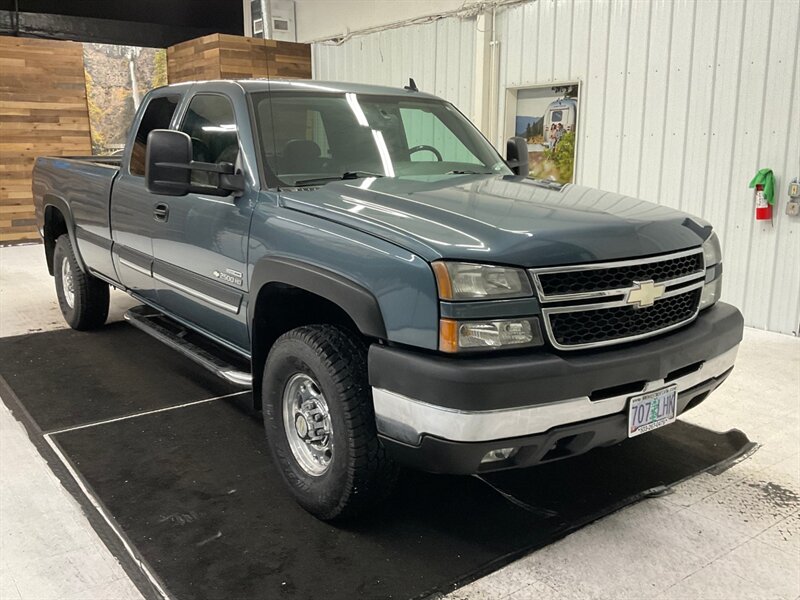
[53,234,109,330]
[262,325,398,520]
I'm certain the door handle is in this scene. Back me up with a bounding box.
[153,202,169,222]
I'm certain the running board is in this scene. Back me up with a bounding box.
[124,305,252,387]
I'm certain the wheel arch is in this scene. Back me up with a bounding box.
[42,196,83,275]
[248,257,387,407]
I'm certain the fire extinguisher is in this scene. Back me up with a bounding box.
[749,168,775,221]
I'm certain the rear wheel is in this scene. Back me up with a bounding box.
[53,234,109,330]
[262,325,398,520]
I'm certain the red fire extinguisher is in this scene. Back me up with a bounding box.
[749,168,775,221]
[754,184,771,220]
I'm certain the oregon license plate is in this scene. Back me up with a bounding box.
[628,385,678,437]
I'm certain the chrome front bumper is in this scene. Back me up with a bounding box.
[373,345,738,446]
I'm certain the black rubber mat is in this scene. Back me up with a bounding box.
[0,326,753,600]
[0,323,239,431]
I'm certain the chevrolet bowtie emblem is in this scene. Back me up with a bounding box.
[626,280,666,308]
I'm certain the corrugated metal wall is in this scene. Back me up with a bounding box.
[496,0,800,335]
[313,0,800,335]
[313,16,477,122]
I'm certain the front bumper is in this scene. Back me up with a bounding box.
[368,302,743,474]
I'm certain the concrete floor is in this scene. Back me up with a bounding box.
[1,243,798,600]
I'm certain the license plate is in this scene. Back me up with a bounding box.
[628,385,677,438]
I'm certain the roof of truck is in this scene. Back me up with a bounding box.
[157,79,442,100]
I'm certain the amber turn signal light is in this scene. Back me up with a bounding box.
[431,262,454,300]
[438,318,459,353]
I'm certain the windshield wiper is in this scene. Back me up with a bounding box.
[446,170,494,175]
[294,171,385,187]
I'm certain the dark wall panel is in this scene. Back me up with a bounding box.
[0,1,243,31]
[0,1,243,47]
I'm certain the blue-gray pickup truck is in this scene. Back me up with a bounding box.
[32,80,743,520]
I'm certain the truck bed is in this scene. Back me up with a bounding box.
[32,155,121,278]
[58,154,123,167]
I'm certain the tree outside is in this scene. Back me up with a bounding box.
[83,44,169,155]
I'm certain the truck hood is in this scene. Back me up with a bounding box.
[279,175,711,267]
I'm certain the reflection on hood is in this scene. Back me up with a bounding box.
[280,175,710,267]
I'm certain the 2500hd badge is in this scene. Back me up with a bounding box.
[213,269,243,287]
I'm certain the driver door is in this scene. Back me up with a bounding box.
[150,92,253,352]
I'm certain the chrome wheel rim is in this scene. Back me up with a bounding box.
[61,256,75,309]
[282,373,333,476]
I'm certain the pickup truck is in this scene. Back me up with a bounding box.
[33,80,744,520]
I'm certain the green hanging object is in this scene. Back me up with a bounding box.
[749,168,775,206]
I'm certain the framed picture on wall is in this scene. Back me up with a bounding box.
[503,82,580,185]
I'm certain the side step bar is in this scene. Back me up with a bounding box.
[124,305,252,387]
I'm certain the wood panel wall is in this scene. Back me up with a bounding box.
[0,33,309,245]
[0,36,92,244]
[167,34,311,83]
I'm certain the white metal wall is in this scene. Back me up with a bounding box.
[312,16,478,122]
[495,0,800,335]
[312,0,800,335]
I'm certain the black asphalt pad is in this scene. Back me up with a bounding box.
[0,326,753,600]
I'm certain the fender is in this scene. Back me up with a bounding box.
[248,256,387,340]
[42,194,86,275]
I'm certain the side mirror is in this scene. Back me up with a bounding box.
[145,129,245,197]
[506,136,530,177]
[145,129,192,196]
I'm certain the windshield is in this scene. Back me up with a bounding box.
[252,91,511,187]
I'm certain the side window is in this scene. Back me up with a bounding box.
[129,95,180,176]
[180,94,239,166]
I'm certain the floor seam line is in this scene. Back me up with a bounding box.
[43,390,250,436]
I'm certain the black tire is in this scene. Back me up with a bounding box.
[53,234,109,330]
[262,325,398,520]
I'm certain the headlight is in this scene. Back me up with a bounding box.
[700,232,722,311]
[432,261,533,300]
[439,317,544,352]
[702,232,722,267]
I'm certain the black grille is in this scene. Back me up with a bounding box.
[538,252,703,297]
[548,289,701,347]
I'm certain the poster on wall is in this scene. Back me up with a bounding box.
[513,84,578,184]
[83,44,168,155]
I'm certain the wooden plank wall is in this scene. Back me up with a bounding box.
[166,34,222,83]
[261,38,312,80]
[0,33,309,244]
[218,35,272,79]
[167,34,311,83]
[0,36,92,244]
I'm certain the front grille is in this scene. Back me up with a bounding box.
[530,249,706,350]
[548,288,701,348]
[535,250,704,299]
